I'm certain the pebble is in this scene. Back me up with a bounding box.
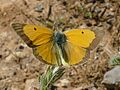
[102,66,120,84]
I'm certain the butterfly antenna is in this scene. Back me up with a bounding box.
[10,0,36,25]
[53,22,63,32]
[52,22,57,31]
[47,4,52,19]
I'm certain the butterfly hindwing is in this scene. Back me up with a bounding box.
[33,41,57,64]
[64,42,87,65]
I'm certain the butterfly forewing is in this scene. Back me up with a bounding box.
[89,29,104,50]
[23,24,53,46]
[64,29,95,48]
[12,23,53,47]
[12,23,34,47]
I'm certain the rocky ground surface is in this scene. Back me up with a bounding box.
[0,0,120,90]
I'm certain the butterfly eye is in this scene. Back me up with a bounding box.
[34,27,37,31]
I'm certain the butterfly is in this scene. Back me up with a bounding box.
[11,23,101,66]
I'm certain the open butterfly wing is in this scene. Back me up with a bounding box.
[63,29,95,64]
[12,23,56,64]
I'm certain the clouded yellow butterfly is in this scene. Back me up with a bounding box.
[12,23,101,65]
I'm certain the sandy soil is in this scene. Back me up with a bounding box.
[0,0,120,90]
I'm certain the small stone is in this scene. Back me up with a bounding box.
[102,66,120,84]
[5,54,16,62]
[14,51,27,59]
[55,79,70,88]
[34,4,44,12]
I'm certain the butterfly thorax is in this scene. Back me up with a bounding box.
[53,31,68,65]
[54,31,67,46]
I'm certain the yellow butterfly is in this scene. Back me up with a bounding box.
[12,23,98,66]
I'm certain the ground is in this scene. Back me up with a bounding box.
[0,0,120,90]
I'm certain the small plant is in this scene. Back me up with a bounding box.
[84,11,93,19]
[40,66,65,90]
[109,55,120,66]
